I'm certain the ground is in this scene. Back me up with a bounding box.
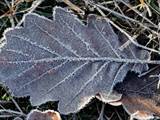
[0,0,160,120]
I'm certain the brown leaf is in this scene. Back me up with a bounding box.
[122,96,157,119]
[115,66,160,119]
[27,109,61,120]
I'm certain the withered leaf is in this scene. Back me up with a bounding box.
[27,109,61,120]
[0,7,149,114]
[115,66,160,119]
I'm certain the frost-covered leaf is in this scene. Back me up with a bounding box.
[0,7,149,114]
[115,67,160,120]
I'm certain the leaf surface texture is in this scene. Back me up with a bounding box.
[0,7,149,114]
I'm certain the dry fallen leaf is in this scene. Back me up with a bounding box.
[115,66,160,120]
[27,109,61,120]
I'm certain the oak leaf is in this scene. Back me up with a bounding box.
[0,7,149,114]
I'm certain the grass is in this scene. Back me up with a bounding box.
[0,0,160,119]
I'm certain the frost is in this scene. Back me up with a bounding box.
[0,7,149,114]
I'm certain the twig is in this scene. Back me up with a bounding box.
[113,0,132,27]
[0,0,45,43]
[93,5,160,54]
[115,109,123,120]
[118,0,157,28]
[0,100,12,104]
[4,0,15,27]
[0,115,15,118]
[88,1,159,36]
[11,97,24,114]
[150,74,160,89]
[17,0,44,26]
[98,103,105,120]
[62,0,84,14]
[138,65,160,77]
[5,0,15,27]
[0,109,26,116]
[108,19,160,54]
[119,35,138,51]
